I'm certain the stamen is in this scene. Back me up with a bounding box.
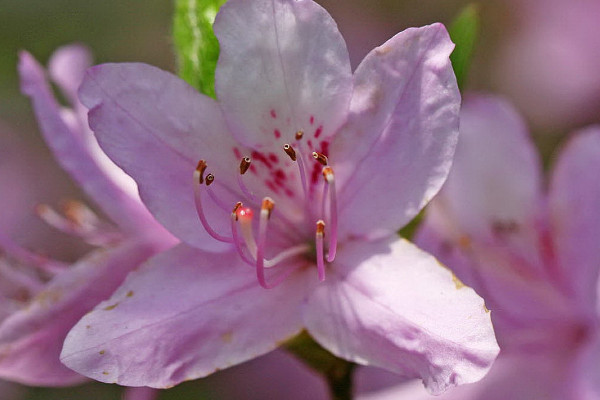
[312,152,328,166]
[283,144,297,161]
[193,165,233,243]
[239,157,251,175]
[315,220,326,281]
[196,160,207,184]
[295,130,304,141]
[236,205,257,257]
[256,197,275,288]
[236,157,259,203]
[230,202,255,267]
[283,144,308,199]
[323,167,338,262]
[0,231,67,274]
[36,204,121,246]
[205,174,215,186]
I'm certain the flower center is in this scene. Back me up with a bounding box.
[192,131,338,289]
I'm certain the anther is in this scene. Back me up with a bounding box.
[316,220,325,235]
[205,174,215,186]
[196,160,207,184]
[322,166,334,182]
[295,130,304,141]
[312,152,328,166]
[239,157,251,175]
[261,197,275,219]
[283,144,297,161]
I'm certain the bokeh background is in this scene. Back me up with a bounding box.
[1,0,599,398]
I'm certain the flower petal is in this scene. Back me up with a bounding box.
[549,127,600,305]
[0,240,163,386]
[60,244,309,387]
[303,237,499,395]
[214,0,352,149]
[359,352,572,400]
[79,63,241,250]
[431,94,542,242]
[332,24,460,239]
[18,52,157,235]
[48,44,93,105]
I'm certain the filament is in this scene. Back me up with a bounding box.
[315,220,326,281]
[323,167,338,262]
[193,166,233,243]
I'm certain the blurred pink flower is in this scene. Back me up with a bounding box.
[59,0,498,395]
[0,45,177,386]
[493,0,600,132]
[365,94,600,399]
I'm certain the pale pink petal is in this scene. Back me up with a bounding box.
[333,24,460,239]
[568,337,600,400]
[214,0,352,149]
[18,52,157,235]
[79,63,241,250]
[0,240,164,386]
[303,237,498,395]
[48,44,92,105]
[60,244,310,387]
[359,352,572,400]
[549,127,600,306]
[435,94,542,243]
[416,212,583,352]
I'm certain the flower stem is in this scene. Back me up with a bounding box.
[284,331,356,400]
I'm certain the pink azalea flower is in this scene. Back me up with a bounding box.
[59,0,498,394]
[0,44,177,386]
[365,94,600,399]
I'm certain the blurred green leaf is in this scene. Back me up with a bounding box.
[398,208,425,240]
[448,3,480,91]
[173,0,226,98]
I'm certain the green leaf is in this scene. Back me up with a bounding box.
[448,3,480,91]
[173,0,227,98]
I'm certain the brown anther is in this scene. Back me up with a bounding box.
[196,160,207,184]
[312,152,328,166]
[239,157,251,175]
[322,166,334,183]
[205,173,215,186]
[232,202,243,220]
[316,220,325,236]
[261,197,275,219]
[295,130,304,140]
[283,144,297,161]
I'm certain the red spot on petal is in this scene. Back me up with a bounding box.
[233,147,242,159]
[268,153,279,164]
[310,115,315,125]
[270,109,277,119]
[274,129,281,139]
[265,180,280,194]
[310,163,321,185]
[274,169,286,181]
[307,140,313,149]
[320,141,330,156]
[252,151,273,169]
[285,188,294,198]
[314,125,323,139]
